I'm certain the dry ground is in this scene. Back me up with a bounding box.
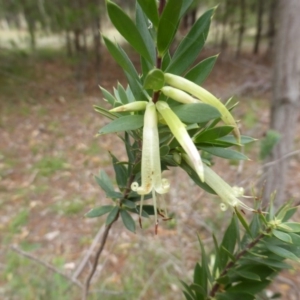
[0,47,300,299]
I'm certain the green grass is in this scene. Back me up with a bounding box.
[34,156,68,177]
[9,209,29,234]
[50,198,86,216]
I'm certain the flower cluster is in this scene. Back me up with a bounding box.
[110,73,252,233]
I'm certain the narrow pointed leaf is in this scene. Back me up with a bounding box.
[266,245,300,261]
[185,55,218,85]
[166,8,215,75]
[102,36,140,81]
[110,153,128,189]
[85,205,114,218]
[157,0,182,56]
[199,146,248,160]
[107,1,152,62]
[194,126,234,143]
[106,206,119,225]
[99,115,144,135]
[136,3,156,64]
[273,230,293,244]
[120,209,136,233]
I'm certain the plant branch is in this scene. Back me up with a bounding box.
[82,148,141,299]
[209,229,271,297]
[82,215,118,300]
[10,245,83,289]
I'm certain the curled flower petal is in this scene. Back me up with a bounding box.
[156,101,204,182]
[109,101,148,112]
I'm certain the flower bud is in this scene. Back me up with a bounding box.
[109,101,148,112]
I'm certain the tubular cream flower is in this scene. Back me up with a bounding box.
[109,101,148,112]
[182,154,253,211]
[131,101,170,233]
[156,100,204,182]
[164,73,240,142]
[161,86,199,104]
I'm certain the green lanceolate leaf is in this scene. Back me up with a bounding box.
[106,1,152,62]
[273,230,293,244]
[172,103,220,124]
[102,36,140,82]
[85,205,114,218]
[266,244,300,261]
[143,69,165,91]
[156,0,183,56]
[194,126,234,143]
[100,87,117,106]
[95,170,121,198]
[234,270,261,281]
[218,135,257,146]
[94,105,118,120]
[185,55,218,85]
[216,292,254,300]
[120,209,136,233]
[199,146,248,161]
[116,83,130,104]
[99,115,144,135]
[106,206,119,225]
[137,0,159,28]
[166,8,215,75]
[219,216,237,269]
[110,153,128,189]
[235,207,252,237]
[278,222,300,233]
[136,3,156,64]
[179,0,194,18]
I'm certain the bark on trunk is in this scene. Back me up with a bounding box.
[253,0,264,54]
[263,0,300,206]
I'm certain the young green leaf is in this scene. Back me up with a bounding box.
[266,245,300,261]
[99,115,144,135]
[156,0,183,56]
[110,153,128,189]
[120,209,136,233]
[199,147,248,161]
[85,205,114,218]
[185,55,218,85]
[166,8,215,75]
[194,126,234,143]
[143,69,165,91]
[106,206,119,225]
[107,1,152,62]
[278,222,300,233]
[219,216,238,269]
[272,230,293,244]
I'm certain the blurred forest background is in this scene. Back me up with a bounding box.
[0,0,300,299]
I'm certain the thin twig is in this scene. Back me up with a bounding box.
[82,216,118,300]
[72,224,105,280]
[10,245,83,289]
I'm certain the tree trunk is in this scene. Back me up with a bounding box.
[253,0,264,54]
[236,0,246,57]
[263,0,300,206]
[266,0,278,56]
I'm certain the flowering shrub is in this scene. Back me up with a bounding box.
[85,1,300,299]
